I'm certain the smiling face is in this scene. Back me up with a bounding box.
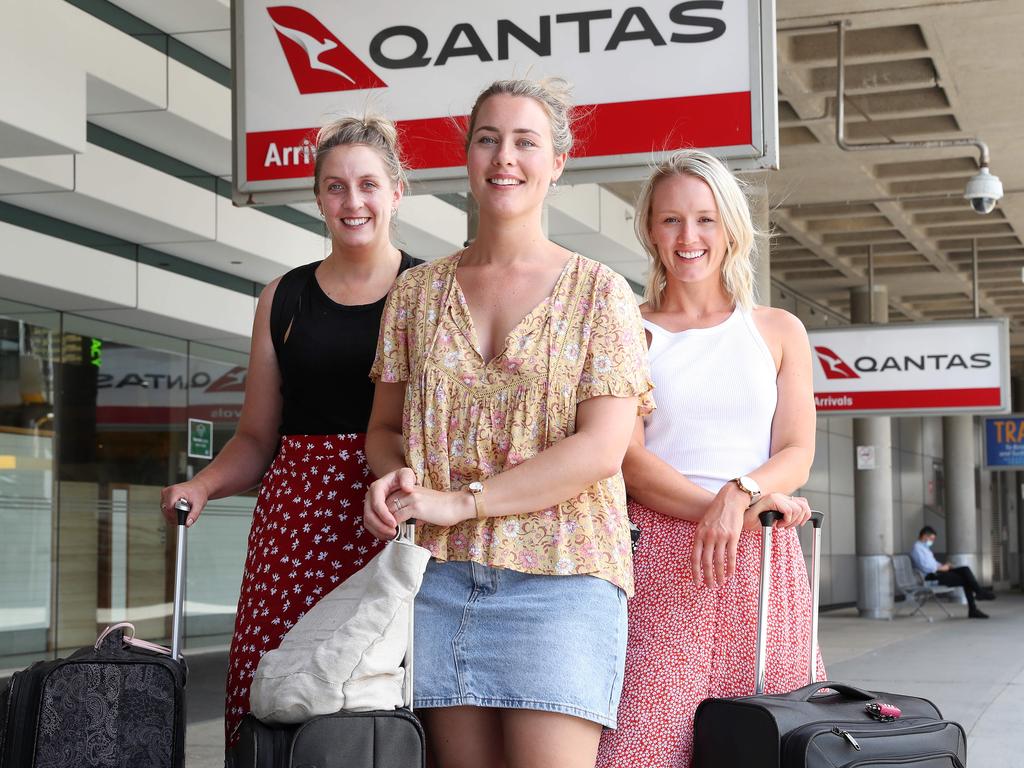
[647,173,730,290]
[466,94,566,222]
[315,143,402,251]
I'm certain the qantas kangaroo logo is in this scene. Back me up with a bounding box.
[267,6,386,94]
[814,347,860,380]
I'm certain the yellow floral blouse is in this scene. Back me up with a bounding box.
[370,252,654,595]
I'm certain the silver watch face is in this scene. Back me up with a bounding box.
[468,481,484,494]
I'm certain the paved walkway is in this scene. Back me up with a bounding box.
[175,591,1024,765]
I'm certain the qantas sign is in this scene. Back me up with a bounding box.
[233,0,777,199]
[808,320,1010,417]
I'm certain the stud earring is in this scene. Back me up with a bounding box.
[549,180,557,191]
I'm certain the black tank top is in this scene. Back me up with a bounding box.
[271,251,421,435]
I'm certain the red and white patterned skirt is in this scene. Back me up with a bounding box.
[223,433,384,747]
[597,500,826,768]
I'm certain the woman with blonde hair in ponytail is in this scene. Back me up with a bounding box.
[597,149,822,768]
[160,113,422,750]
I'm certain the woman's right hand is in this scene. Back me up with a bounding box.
[160,481,210,528]
[363,467,418,540]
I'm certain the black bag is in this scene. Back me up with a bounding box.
[0,500,192,768]
[692,511,968,768]
[229,709,426,768]
[227,522,426,768]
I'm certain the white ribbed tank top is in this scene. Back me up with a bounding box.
[643,307,778,494]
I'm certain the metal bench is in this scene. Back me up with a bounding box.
[891,554,959,621]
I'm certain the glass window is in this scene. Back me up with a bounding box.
[0,299,59,668]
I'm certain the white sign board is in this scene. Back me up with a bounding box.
[809,319,1011,417]
[233,0,778,201]
[855,445,876,470]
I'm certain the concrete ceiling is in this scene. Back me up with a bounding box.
[611,0,1024,373]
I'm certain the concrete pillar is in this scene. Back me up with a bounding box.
[851,284,895,619]
[746,172,771,306]
[943,415,979,573]
[1014,376,1024,589]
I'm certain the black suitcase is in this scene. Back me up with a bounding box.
[0,499,192,768]
[692,510,968,768]
[227,522,426,768]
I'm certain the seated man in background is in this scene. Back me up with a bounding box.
[911,526,995,619]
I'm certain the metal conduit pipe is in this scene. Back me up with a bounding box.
[833,21,991,168]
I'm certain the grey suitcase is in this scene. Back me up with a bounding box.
[227,522,426,768]
[692,510,968,768]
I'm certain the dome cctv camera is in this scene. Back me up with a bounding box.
[964,166,1003,215]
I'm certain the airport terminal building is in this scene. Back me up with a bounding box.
[1,0,1022,668]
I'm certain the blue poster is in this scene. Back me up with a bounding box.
[984,416,1024,469]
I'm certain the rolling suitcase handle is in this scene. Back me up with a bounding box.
[170,498,190,662]
[395,519,416,711]
[754,509,824,695]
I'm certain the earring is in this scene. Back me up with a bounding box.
[318,209,324,219]
[549,180,557,191]
[391,207,397,216]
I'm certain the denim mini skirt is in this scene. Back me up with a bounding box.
[413,559,628,728]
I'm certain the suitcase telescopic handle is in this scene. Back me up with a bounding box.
[170,498,190,662]
[396,520,416,711]
[754,508,825,695]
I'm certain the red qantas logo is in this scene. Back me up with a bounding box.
[814,347,860,380]
[267,6,386,95]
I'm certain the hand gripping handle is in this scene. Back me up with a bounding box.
[754,508,825,694]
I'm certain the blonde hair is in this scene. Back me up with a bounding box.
[313,113,407,194]
[635,150,760,310]
[465,78,575,156]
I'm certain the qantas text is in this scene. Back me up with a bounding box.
[368,3,727,69]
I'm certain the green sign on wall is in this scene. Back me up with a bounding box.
[187,418,213,460]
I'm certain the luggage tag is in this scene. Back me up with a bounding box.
[865,702,902,722]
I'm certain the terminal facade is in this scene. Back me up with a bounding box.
[1,0,1022,666]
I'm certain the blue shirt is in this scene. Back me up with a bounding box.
[910,540,940,575]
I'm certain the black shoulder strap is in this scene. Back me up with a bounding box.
[270,260,320,361]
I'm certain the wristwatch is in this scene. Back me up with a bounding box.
[731,475,762,505]
[467,481,487,520]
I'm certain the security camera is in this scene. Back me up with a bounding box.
[964,166,1003,215]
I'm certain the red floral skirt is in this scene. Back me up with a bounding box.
[224,433,384,747]
[597,500,826,768]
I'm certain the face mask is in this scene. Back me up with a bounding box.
[925,539,934,548]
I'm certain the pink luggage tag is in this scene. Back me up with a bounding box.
[865,702,902,722]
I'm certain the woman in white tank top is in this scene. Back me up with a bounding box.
[597,151,822,768]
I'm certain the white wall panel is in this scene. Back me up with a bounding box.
[91,60,232,176]
[74,264,254,348]
[2,145,217,245]
[395,196,466,261]
[0,156,76,195]
[165,195,325,283]
[0,0,85,158]
[0,221,136,311]
[109,0,230,35]
[64,6,168,116]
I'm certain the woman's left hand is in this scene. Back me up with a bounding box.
[385,487,475,529]
[744,493,813,529]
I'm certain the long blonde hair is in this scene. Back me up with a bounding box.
[635,150,760,310]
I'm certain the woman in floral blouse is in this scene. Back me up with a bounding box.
[363,78,654,768]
